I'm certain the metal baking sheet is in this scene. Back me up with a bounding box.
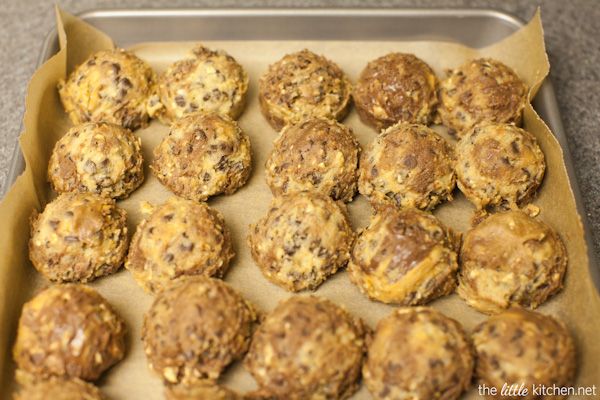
[5,7,600,399]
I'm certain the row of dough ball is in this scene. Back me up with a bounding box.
[12,280,576,400]
[250,192,567,314]
[47,114,546,220]
[48,111,252,202]
[58,45,527,141]
[28,189,566,314]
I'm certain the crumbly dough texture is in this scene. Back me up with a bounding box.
[142,276,257,385]
[457,211,567,314]
[152,112,252,202]
[48,122,144,199]
[472,308,576,400]
[348,206,460,305]
[265,116,360,202]
[12,377,106,400]
[455,123,545,212]
[258,48,352,131]
[438,58,528,138]
[353,53,438,131]
[147,44,249,123]
[125,197,234,294]
[358,123,456,211]
[247,191,355,292]
[164,384,242,400]
[58,48,156,130]
[363,307,474,400]
[13,284,126,385]
[244,295,367,400]
[29,192,129,283]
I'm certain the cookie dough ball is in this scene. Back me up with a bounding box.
[259,49,352,131]
[247,192,354,292]
[364,307,474,400]
[58,48,156,130]
[353,53,438,131]
[348,206,460,305]
[125,197,234,293]
[142,276,257,385]
[29,193,128,283]
[457,211,567,314]
[438,58,528,138]
[244,295,367,400]
[48,122,144,199]
[164,384,242,400]
[265,116,360,202]
[152,112,251,202]
[13,284,126,384]
[12,377,106,400]
[358,123,456,211]
[147,45,249,124]
[455,123,545,212]
[472,308,576,400]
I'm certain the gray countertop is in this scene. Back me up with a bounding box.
[2,0,599,267]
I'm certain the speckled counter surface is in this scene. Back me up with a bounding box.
[2,0,599,266]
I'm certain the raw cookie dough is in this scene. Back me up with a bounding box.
[12,377,106,400]
[142,276,257,385]
[353,53,438,131]
[358,122,456,211]
[258,49,352,131]
[48,122,144,199]
[348,206,460,305]
[13,284,126,385]
[244,295,367,400]
[147,44,249,123]
[125,197,234,294]
[29,192,128,283]
[455,123,545,213]
[457,211,567,314]
[164,384,242,400]
[438,58,528,138]
[363,307,474,400]
[247,191,355,292]
[265,116,360,202]
[152,112,252,202]
[58,48,156,130]
[472,308,576,400]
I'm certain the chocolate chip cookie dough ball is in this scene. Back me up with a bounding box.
[438,58,528,138]
[265,116,360,202]
[13,284,126,385]
[152,112,252,202]
[259,49,352,131]
[353,53,438,131]
[358,123,456,211]
[125,197,234,294]
[348,206,460,305]
[29,193,128,283]
[147,45,249,124]
[48,122,144,199]
[455,123,545,214]
[457,211,567,314]
[472,308,576,400]
[247,192,354,292]
[13,377,106,400]
[142,276,257,385]
[244,295,367,400]
[58,48,156,130]
[164,384,242,400]
[364,307,474,400]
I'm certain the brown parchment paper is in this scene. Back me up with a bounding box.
[1,6,599,399]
